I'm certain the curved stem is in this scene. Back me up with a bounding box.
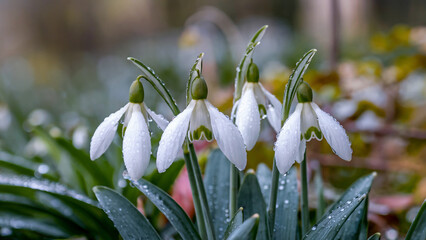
[229,165,239,215]
[301,151,309,235]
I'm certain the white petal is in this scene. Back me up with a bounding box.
[205,100,247,170]
[274,104,302,174]
[156,101,195,172]
[259,83,282,132]
[296,139,306,163]
[123,105,151,180]
[235,86,260,150]
[90,103,129,160]
[144,104,169,131]
[312,103,352,161]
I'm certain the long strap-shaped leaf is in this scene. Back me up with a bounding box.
[303,194,367,240]
[204,149,231,239]
[233,25,268,104]
[238,172,270,240]
[405,200,426,240]
[227,214,260,240]
[329,172,376,240]
[224,207,244,239]
[124,174,201,240]
[282,49,317,122]
[93,186,161,240]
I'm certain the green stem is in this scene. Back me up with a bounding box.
[229,165,239,215]
[183,146,207,239]
[188,143,216,240]
[268,160,279,232]
[301,151,309,235]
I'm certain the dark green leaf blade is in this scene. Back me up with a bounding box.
[405,200,426,240]
[238,171,270,240]
[204,149,231,239]
[303,194,367,240]
[93,186,161,240]
[0,174,97,206]
[0,213,72,238]
[233,25,268,103]
[328,172,376,240]
[256,163,272,206]
[224,207,244,240]
[124,174,201,240]
[274,166,298,240]
[367,233,381,240]
[227,214,260,240]
[282,49,317,120]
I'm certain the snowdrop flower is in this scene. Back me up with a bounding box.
[90,79,168,180]
[274,82,352,174]
[235,62,282,150]
[157,76,247,172]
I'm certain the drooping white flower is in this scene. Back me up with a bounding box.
[157,76,247,173]
[234,62,282,150]
[90,79,168,180]
[274,82,352,174]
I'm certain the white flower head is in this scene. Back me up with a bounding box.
[234,62,282,150]
[90,79,169,180]
[157,76,247,173]
[274,82,352,174]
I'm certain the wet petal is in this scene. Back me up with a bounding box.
[144,104,169,131]
[122,105,151,180]
[274,104,302,174]
[156,101,195,172]
[206,100,247,170]
[90,103,129,160]
[259,83,282,132]
[312,103,352,161]
[236,86,260,150]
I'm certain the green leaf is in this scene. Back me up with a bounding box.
[315,165,325,221]
[256,164,272,206]
[233,25,268,103]
[93,186,161,240]
[282,49,317,121]
[204,149,231,239]
[405,200,426,240]
[0,174,97,207]
[274,166,298,240]
[227,214,260,240]
[0,151,39,176]
[127,57,180,115]
[303,194,367,240]
[367,233,381,240]
[238,171,270,240]
[187,53,204,105]
[0,213,72,238]
[124,174,201,240]
[329,172,376,240]
[224,207,244,240]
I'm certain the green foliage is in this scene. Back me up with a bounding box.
[94,186,161,240]
[224,207,244,239]
[227,213,260,240]
[405,200,426,240]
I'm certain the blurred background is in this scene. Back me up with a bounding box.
[0,0,425,239]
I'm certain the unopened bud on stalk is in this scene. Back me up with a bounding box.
[129,78,145,103]
[296,81,313,103]
[247,62,259,83]
[191,76,208,100]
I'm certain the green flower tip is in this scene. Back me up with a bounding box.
[129,79,144,103]
[247,61,259,83]
[191,76,208,100]
[297,81,313,103]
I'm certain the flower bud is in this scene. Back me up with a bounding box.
[296,81,313,103]
[247,62,259,83]
[129,79,144,103]
[191,76,208,100]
